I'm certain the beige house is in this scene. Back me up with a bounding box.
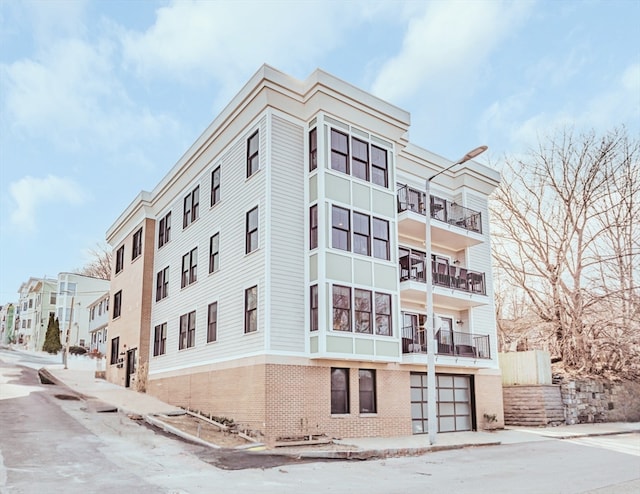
[105,65,503,442]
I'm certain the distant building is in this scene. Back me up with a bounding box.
[87,292,109,355]
[106,65,503,442]
[15,277,57,350]
[0,303,16,345]
[55,273,110,349]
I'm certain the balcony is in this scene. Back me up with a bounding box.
[401,326,491,359]
[396,184,483,248]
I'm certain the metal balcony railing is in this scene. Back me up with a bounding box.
[397,184,482,234]
[399,249,487,296]
[401,325,491,359]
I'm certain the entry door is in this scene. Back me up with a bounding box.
[410,373,473,434]
[125,348,137,388]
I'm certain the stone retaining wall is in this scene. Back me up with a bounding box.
[560,378,640,424]
[502,385,564,426]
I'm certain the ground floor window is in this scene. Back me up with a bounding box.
[331,367,349,414]
[359,369,376,413]
[110,336,119,365]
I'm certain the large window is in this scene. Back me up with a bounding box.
[331,206,350,251]
[372,218,390,260]
[310,205,318,249]
[179,311,196,350]
[359,369,377,413]
[156,266,169,301]
[246,207,259,254]
[207,302,218,343]
[153,323,167,356]
[245,285,258,333]
[354,289,372,334]
[247,130,259,177]
[330,129,349,174]
[183,185,200,228]
[351,137,369,181]
[209,233,220,273]
[181,247,198,288]
[332,286,392,335]
[132,227,143,260]
[110,336,119,365]
[353,212,370,256]
[331,368,349,414]
[371,145,388,187]
[309,128,317,171]
[115,246,124,274]
[332,285,351,332]
[113,290,122,319]
[310,284,318,332]
[211,166,221,206]
[159,211,171,248]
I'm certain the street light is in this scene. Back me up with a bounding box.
[425,145,487,445]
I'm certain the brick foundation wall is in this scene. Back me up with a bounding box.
[502,385,564,426]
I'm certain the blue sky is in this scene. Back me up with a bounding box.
[0,0,638,303]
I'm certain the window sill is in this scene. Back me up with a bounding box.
[359,413,378,418]
[330,413,351,418]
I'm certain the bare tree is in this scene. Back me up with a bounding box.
[491,127,640,377]
[75,242,112,280]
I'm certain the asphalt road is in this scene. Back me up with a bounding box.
[1,352,639,494]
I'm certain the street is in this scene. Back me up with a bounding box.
[1,350,639,494]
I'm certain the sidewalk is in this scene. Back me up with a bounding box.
[8,347,639,459]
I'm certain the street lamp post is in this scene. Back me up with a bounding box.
[425,145,487,445]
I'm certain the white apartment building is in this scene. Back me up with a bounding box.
[106,65,503,443]
[56,273,110,349]
[88,292,109,355]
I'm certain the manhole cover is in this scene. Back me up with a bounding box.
[54,394,80,401]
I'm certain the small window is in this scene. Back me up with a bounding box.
[28,298,33,308]
[247,130,259,177]
[207,302,218,343]
[179,311,196,350]
[353,212,370,256]
[113,290,122,319]
[332,285,351,332]
[331,206,350,251]
[115,246,125,274]
[245,285,258,333]
[246,207,259,254]
[310,205,318,250]
[359,369,377,413]
[310,285,318,332]
[371,145,388,187]
[373,218,390,260]
[354,289,372,334]
[330,129,349,174]
[132,228,143,260]
[159,211,171,248]
[331,368,349,414]
[211,166,221,206]
[351,137,369,181]
[375,292,392,336]
[209,233,220,273]
[309,128,317,171]
[153,323,167,356]
[110,336,119,365]
[156,266,169,301]
[183,186,200,229]
[181,248,198,288]
[50,292,57,304]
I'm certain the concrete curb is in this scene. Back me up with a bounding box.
[144,414,221,449]
[37,368,93,401]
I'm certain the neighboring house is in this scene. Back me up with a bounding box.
[88,292,109,355]
[15,277,57,351]
[0,304,16,345]
[56,273,110,349]
[106,65,503,442]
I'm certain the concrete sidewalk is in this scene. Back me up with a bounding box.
[40,362,639,458]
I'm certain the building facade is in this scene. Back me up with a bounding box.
[87,291,110,355]
[106,65,503,442]
[15,277,57,350]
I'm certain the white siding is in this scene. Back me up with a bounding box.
[269,115,305,352]
[150,115,268,374]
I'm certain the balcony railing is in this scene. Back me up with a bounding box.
[401,326,491,359]
[399,249,486,295]
[397,184,482,234]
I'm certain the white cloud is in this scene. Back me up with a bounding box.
[370,0,534,104]
[9,175,87,232]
